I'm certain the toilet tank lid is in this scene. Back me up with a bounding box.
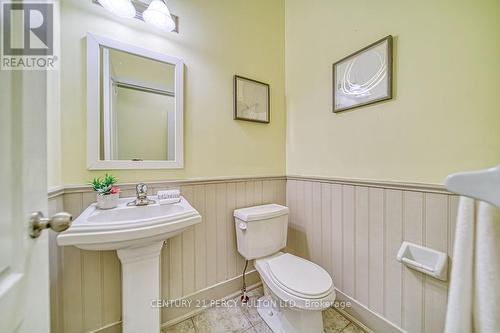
[234,204,289,222]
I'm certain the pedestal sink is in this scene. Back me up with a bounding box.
[57,196,202,333]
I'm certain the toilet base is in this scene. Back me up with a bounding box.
[256,295,324,333]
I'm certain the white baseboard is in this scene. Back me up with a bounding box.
[89,321,121,333]
[334,289,405,333]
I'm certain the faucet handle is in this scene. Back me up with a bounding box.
[136,183,148,198]
[127,183,155,207]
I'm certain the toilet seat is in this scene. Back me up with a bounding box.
[267,253,333,299]
[255,252,336,310]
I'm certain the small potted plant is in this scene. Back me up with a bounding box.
[90,173,120,209]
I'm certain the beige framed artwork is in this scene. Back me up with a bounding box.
[234,75,270,123]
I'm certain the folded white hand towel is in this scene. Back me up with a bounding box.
[157,189,180,199]
[158,197,181,205]
[157,189,181,205]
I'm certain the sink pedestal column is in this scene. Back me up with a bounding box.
[117,241,164,333]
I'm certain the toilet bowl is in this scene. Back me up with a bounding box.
[234,204,336,333]
[255,252,336,333]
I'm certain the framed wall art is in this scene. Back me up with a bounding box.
[333,35,393,113]
[234,75,270,123]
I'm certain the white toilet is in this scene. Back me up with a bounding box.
[234,204,336,333]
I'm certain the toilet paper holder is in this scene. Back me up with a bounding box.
[397,241,448,281]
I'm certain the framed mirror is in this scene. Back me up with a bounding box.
[86,33,184,169]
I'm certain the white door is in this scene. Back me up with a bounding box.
[0,65,51,331]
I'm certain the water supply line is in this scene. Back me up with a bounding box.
[240,260,249,303]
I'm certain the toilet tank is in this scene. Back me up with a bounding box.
[234,204,289,260]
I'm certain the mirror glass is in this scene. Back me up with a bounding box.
[100,47,176,161]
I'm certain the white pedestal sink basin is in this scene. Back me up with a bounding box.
[57,196,202,333]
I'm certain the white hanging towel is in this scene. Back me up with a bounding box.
[444,197,500,333]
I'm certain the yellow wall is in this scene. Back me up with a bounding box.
[53,0,500,187]
[47,70,62,188]
[59,0,285,185]
[47,2,62,189]
[285,0,500,184]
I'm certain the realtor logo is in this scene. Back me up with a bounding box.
[1,1,59,70]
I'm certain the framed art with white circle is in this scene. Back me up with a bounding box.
[234,75,270,123]
[333,35,393,113]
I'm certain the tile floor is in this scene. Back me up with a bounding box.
[163,287,366,333]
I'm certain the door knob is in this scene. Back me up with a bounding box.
[29,211,73,238]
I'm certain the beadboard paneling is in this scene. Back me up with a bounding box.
[287,178,458,333]
[50,176,454,333]
[49,178,285,333]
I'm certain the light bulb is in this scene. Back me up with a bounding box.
[98,0,136,19]
[143,0,176,32]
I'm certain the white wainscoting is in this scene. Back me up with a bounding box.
[48,177,286,333]
[286,177,458,333]
[49,176,458,333]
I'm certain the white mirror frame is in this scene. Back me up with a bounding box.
[86,32,184,169]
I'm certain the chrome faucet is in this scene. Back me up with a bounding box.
[127,183,156,206]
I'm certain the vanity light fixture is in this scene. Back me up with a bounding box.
[92,0,179,33]
[143,0,176,32]
[97,0,136,19]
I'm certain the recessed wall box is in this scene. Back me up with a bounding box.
[397,241,448,281]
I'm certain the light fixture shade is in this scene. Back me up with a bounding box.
[143,0,176,32]
[98,0,136,18]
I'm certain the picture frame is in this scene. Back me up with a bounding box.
[333,35,393,113]
[234,75,270,123]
